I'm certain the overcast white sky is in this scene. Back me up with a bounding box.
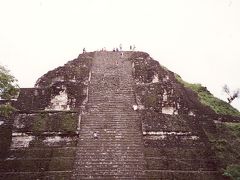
[0,0,239,110]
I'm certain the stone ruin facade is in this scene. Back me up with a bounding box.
[0,51,239,179]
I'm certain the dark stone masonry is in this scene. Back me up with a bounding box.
[0,51,238,179]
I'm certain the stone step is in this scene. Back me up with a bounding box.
[81,118,139,121]
[74,146,144,150]
[90,91,134,93]
[86,108,135,111]
[81,116,139,119]
[82,122,139,125]
[75,155,145,161]
[76,144,144,148]
[79,126,141,130]
[74,149,144,153]
[75,152,144,156]
[77,138,143,142]
[77,134,142,138]
[74,160,145,165]
[79,128,141,131]
[85,109,137,112]
[73,165,145,172]
[74,151,144,156]
[89,95,134,98]
[88,100,134,103]
[80,120,140,123]
[78,131,142,135]
[88,99,134,102]
[77,141,143,145]
[89,93,134,96]
[72,170,145,177]
[80,121,140,124]
[80,124,140,127]
[84,114,138,117]
[86,105,134,108]
[74,153,144,158]
[82,114,138,117]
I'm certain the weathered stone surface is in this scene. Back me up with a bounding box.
[0,51,238,179]
[0,53,93,180]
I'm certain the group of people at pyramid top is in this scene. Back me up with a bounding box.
[82,44,136,54]
[113,44,136,52]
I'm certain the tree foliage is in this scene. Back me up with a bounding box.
[0,65,19,117]
[0,65,19,99]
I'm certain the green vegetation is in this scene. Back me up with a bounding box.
[0,65,19,117]
[175,74,240,116]
[205,122,240,179]
[0,65,19,99]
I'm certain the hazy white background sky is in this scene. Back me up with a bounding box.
[0,0,240,110]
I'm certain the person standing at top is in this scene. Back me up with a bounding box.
[83,48,86,53]
[119,44,122,51]
[133,44,136,51]
[130,45,132,51]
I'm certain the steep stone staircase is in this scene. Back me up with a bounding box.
[72,51,146,179]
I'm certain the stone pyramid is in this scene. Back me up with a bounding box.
[0,51,239,179]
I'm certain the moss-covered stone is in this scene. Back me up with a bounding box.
[14,112,78,133]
